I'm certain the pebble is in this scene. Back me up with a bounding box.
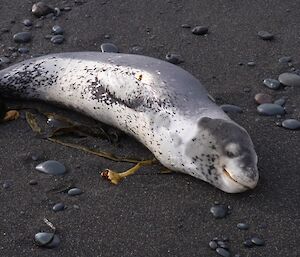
[29,179,38,185]
[217,241,229,249]
[278,72,300,87]
[247,61,255,67]
[251,237,265,246]
[282,119,300,130]
[181,24,191,28]
[263,78,281,90]
[35,160,66,175]
[237,223,249,230]
[52,25,64,35]
[257,103,285,116]
[0,57,11,65]
[18,47,29,54]
[165,53,183,65]
[54,8,61,17]
[50,35,64,44]
[220,104,242,113]
[274,98,286,106]
[100,43,119,53]
[13,32,32,43]
[216,247,231,257]
[68,187,82,196]
[53,202,65,212]
[209,240,218,250]
[210,204,229,219]
[129,45,143,54]
[279,56,292,64]
[22,19,33,27]
[243,239,254,248]
[32,2,54,17]
[257,31,274,40]
[34,232,60,248]
[63,6,72,11]
[1,28,9,33]
[191,26,208,35]
[254,93,272,104]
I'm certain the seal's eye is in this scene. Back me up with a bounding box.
[225,143,239,158]
[226,151,236,158]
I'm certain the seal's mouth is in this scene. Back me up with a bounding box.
[223,167,251,190]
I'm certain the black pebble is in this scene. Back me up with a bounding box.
[216,247,231,257]
[243,239,254,248]
[209,240,218,250]
[29,179,38,185]
[22,19,33,27]
[53,202,65,212]
[220,104,242,113]
[165,53,183,65]
[51,35,64,44]
[251,237,265,246]
[52,25,64,35]
[237,223,249,230]
[68,187,82,196]
[191,26,208,35]
[210,204,229,219]
[18,47,29,54]
[13,32,32,43]
[32,2,54,17]
[100,43,119,53]
[282,119,300,130]
[258,31,274,40]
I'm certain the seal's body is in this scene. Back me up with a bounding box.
[0,52,258,193]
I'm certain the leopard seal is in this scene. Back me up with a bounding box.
[0,52,258,193]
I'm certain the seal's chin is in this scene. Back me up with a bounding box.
[219,168,256,193]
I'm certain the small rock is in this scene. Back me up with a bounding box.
[216,247,231,257]
[257,103,285,116]
[63,6,72,11]
[35,160,66,175]
[251,237,265,246]
[191,26,208,35]
[254,93,272,104]
[165,53,183,65]
[243,239,254,248]
[257,31,274,40]
[34,232,60,248]
[29,179,38,185]
[104,34,110,39]
[273,98,286,106]
[278,72,300,87]
[52,25,64,35]
[237,223,249,230]
[209,241,218,250]
[100,43,119,53]
[247,61,255,67]
[279,56,292,64]
[181,24,191,28]
[220,104,242,113]
[210,204,229,219]
[129,45,143,54]
[68,187,82,196]
[263,78,281,90]
[0,57,11,65]
[22,19,33,27]
[13,32,32,43]
[282,119,300,130]
[32,2,54,17]
[53,202,65,212]
[50,35,64,44]
[18,47,29,54]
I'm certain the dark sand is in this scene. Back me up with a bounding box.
[0,1,299,256]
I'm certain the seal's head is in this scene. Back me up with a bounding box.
[185,117,258,193]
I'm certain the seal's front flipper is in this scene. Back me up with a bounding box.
[101,159,156,185]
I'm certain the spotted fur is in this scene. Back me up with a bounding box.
[0,52,258,193]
